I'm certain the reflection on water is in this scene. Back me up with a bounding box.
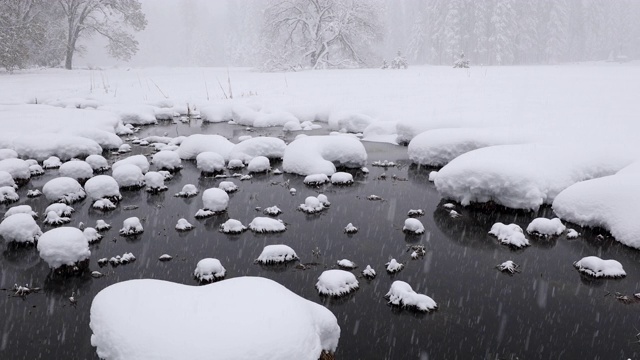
[0,121,638,359]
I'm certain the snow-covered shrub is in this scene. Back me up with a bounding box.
[175,184,199,197]
[4,205,37,219]
[85,155,109,172]
[248,217,286,233]
[489,223,529,248]
[194,258,226,282]
[112,155,150,174]
[218,181,238,193]
[385,259,404,273]
[330,172,353,185]
[219,219,247,234]
[526,218,566,237]
[283,135,367,176]
[59,161,93,181]
[453,52,470,68]
[0,158,30,182]
[304,174,330,186]
[573,256,626,278]
[44,211,71,226]
[112,164,145,189]
[152,151,182,171]
[228,137,286,163]
[176,134,234,160]
[255,244,298,264]
[196,152,226,173]
[316,270,359,297]
[247,156,270,173]
[84,175,122,202]
[391,51,408,69]
[496,260,520,274]
[299,196,325,214]
[144,172,167,193]
[37,227,90,269]
[385,281,437,312]
[403,218,425,234]
[119,217,143,236]
[43,156,62,169]
[175,218,194,231]
[0,213,42,244]
[42,177,86,204]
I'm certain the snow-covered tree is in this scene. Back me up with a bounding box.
[57,0,147,69]
[261,0,384,71]
[488,0,516,65]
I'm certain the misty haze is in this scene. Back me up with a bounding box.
[1,1,639,359]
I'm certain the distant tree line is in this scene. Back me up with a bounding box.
[0,0,146,71]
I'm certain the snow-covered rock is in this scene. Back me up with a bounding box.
[316,269,359,296]
[403,218,425,234]
[119,217,143,236]
[263,206,282,216]
[385,259,404,273]
[526,218,566,237]
[573,256,626,278]
[0,158,30,182]
[118,144,131,153]
[344,223,358,234]
[0,171,16,188]
[362,265,376,279]
[175,184,199,197]
[407,209,425,217]
[385,281,437,312]
[200,188,229,214]
[298,196,325,214]
[144,172,167,192]
[496,260,520,274]
[328,111,374,133]
[29,164,44,176]
[283,135,367,176]
[175,218,194,231]
[226,159,244,170]
[219,219,247,234]
[44,211,71,226]
[330,172,354,185]
[42,177,86,204]
[44,203,74,217]
[304,174,330,186]
[13,134,102,161]
[228,137,286,163]
[176,134,234,160]
[37,227,90,269]
[84,175,122,202]
[489,223,529,248]
[218,181,238,193]
[566,229,580,239]
[43,156,62,169]
[0,213,42,244]
[248,217,286,233]
[194,258,226,282]
[85,154,109,172]
[112,164,145,189]
[89,277,340,360]
[93,198,116,211]
[247,156,270,173]
[151,150,182,171]
[254,111,299,128]
[337,259,357,269]
[255,244,298,264]
[84,227,102,243]
[96,220,111,232]
[4,205,37,219]
[196,151,226,173]
[27,189,42,197]
[59,160,94,181]
[112,155,150,174]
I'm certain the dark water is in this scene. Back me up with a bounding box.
[1,121,639,360]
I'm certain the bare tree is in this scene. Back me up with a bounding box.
[262,0,383,71]
[57,0,147,69]
[0,0,44,71]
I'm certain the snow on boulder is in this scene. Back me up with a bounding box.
[42,177,86,204]
[362,265,376,279]
[13,134,102,161]
[118,144,131,153]
[96,220,110,232]
[218,181,238,193]
[151,151,182,172]
[385,259,404,273]
[175,184,198,197]
[573,256,626,278]
[263,206,282,216]
[337,259,356,269]
[43,156,62,169]
[29,164,44,176]
[489,223,529,248]
[194,258,226,282]
[93,198,116,211]
[0,213,42,244]
[144,172,167,193]
[119,217,143,236]
[248,217,286,233]
[112,155,150,174]
[4,205,37,219]
[316,270,359,297]
[255,244,298,264]
[37,227,90,269]
[526,218,566,237]
[195,188,229,218]
[385,280,437,312]
[84,175,122,202]
[0,149,18,160]
[344,223,358,234]
[298,196,325,214]
[89,277,340,360]
[44,203,74,217]
[0,186,19,204]
[0,158,30,182]
[112,164,145,189]
[219,219,247,234]
[200,103,233,123]
[403,218,425,234]
[175,218,194,231]
[227,159,244,170]
[330,172,354,185]
[304,174,330,186]
[0,171,16,188]
[328,111,374,133]
[247,156,270,173]
[196,152,226,173]
[84,227,102,243]
[552,161,640,249]
[176,134,234,160]
[44,210,70,226]
[228,137,286,163]
[283,135,367,176]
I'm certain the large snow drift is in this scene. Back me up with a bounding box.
[90,277,340,360]
[176,134,234,160]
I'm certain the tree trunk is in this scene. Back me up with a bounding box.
[64,47,74,70]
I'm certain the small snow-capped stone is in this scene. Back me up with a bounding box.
[29,164,45,176]
[403,218,425,234]
[304,174,329,186]
[37,227,90,269]
[574,256,626,278]
[299,196,325,214]
[119,217,143,236]
[118,144,132,153]
[84,227,102,243]
[196,188,229,217]
[91,271,104,278]
[44,203,74,217]
[93,198,116,211]
[194,258,226,282]
[85,154,109,172]
[226,159,244,170]
[218,181,238,193]
[248,217,286,233]
[197,152,226,173]
[337,259,357,269]
[449,210,461,218]
[330,172,353,185]
[255,244,298,264]
[96,220,111,232]
[367,195,383,201]
[372,160,396,167]
[247,156,270,173]
[4,205,37,219]
[428,171,438,182]
[175,218,194,231]
[43,177,85,204]
[152,151,182,171]
[215,174,228,179]
[97,258,108,266]
[159,254,173,261]
[219,219,247,234]
[272,168,282,175]
[43,156,62,169]
[59,160,93,181]
[385,259,404,273]
[175,184,198,197]
[361,167,369,174]
[362,265,376,279]
[121,252,136,263]
[289,188,296,195]
[526,218,566,236]
[344,223,358,234]
[112,155,149,174]
[0,213,42,244]
[158,170,172,180]
[263,206,282,216]
[407,209,424,217]
[44,211,71,226]
[27,189,42,198]
[496,260,520,274]
[408,245,426,259]
[113,164,145,189]
[0,186,19,204]
[489,223,529,248]
[442,203,456,209]
[566,229,580,239]
[385,281,437,312]
[316,269,359,297]
[317,194,330,206]
[145,172,168,192]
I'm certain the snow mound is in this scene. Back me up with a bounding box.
[176,134,234,160]
[0,213,42,244]
[29,164,44,176]
[337,259,356,269]
[316,270,359,297]
[283,135,367,176]
[228,137,286,163]
[247,156,270,173]
[200,103,233,123]
[573,256,626,278]
[249,217,286,233]
[59,160,94,181]
[194,258,226,282]
[263,206,282,216]
[218,181,238,193]
[385,281,437,312]
[304,174,330,186]
[328,112,374,133]
[299,196,325,214]
[112,164,145,189]
[0,171,16,188]
[84,227,102,243]
[119,217,143,236]
[175,218,194,231]
[93,198,116,211]
[526,218,566,237]
[96,220,111,232]
[330,172,354,185]
[42,177,86,204]
[13,134,102,161]
[256,244,298,264]
[112,155,150,174]
[254,111,299,128]
[4,205,37,219]
[227,159,244,170]
[85,155,110,172]
[99,104,157,125]
[44,211,71,226]
[0,158,30,182]
[489,223,529,248]
[0,186,19,204]
[403,218,425,234]
[151,151,182,171]
[200,188,229,213]
[0,149,18,160]
[44,203,74,217]
[344,223,358,234]
[175,184,199,197]
[362,265,376,279]
[37,227,90,269]
[85,175,122,202]
[43,156,62,169]
[144,172,167,192]
[219,219,247,234]
[196,152,226,173]
[552,162,640,249]
[89,277,340,360]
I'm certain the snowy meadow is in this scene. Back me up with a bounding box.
[1,64,640,359]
